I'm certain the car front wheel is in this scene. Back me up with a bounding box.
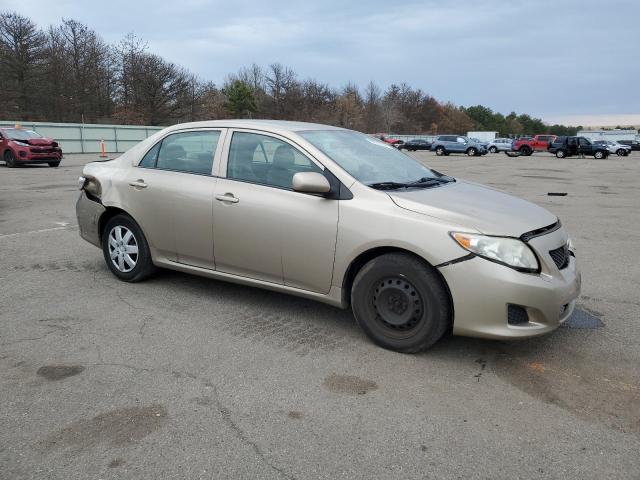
[489,146,498,153]
[102,214,156,282]
[4,150,17,168]
[616,149,627,156]
[466,147,477,156]
[556,150,566,158]
[594,150,605,159]
[351,253,451,353]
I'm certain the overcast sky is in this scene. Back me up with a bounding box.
[3,0,639,125]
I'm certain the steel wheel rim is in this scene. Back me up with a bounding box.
[108,225,139,272]
[372,277,423,331]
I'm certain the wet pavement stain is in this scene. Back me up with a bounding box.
[38,404,167,451]
[323,374,378,395]
[287,411,303,419]
[493,351,640,433]
[562,308,604,329]
[36,365,85,381]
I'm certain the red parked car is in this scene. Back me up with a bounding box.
[512,134,557,156]
[0,127,63,168]
[375,134,404,147]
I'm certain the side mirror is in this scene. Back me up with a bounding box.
[292,172,331,194]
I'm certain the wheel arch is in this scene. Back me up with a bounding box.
[341,246,454,318]
[98,206,141,243]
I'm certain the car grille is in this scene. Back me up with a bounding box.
[30,147,55,154]
[549,244,570,270]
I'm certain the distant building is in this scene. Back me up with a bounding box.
[577,129,639,142]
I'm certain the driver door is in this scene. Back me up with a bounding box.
[212,130,339,293]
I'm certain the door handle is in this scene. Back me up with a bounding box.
[129,179,148,188]
[215,193,239,203]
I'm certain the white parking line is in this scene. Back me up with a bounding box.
[0,225,78,239]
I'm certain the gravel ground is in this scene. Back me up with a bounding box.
[1,150,639,479]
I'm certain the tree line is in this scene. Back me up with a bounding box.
[0,11,580,136]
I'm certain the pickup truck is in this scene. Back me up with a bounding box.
[512,135,557,155]
[548,136,609,159]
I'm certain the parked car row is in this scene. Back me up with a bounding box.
[394,133,636,160]
[593,140,632,156]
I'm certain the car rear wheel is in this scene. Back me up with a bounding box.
[4,150,17,168]
[48,161,60,167]
[102,214,156,282]
[489,146,498,153]
[616,149,627,156]
[351,253,451,353]
[594,150,605,159]
[466,147,477,156]
[435,146,445,156]
[519,147,532,156]
[556,150,566,158]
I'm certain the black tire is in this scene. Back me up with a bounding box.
[435,146,445,156]
[519,147,532,156]
[556,149,566,159]
[48,161,60,167]
[466,147,477,156]
[4,150,17,168]
[351,253,451,353]
[489,146,498,153]
[616,149,626,156]
[594,150,605,159]
[102,214,156,282]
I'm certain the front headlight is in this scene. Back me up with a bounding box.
[450,232,539,273]
[13,140,30,147]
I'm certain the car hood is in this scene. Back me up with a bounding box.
[388,181,557,237]
[13,138,55,145]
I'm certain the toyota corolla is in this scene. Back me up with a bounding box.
[76,120,580,352]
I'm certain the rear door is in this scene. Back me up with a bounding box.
[124,129,224,269]
[212,130,339,293]
[454,136,467,152]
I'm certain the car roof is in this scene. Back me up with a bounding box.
[164,119,346,135]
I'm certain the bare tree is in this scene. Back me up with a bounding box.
[0,11,46,118]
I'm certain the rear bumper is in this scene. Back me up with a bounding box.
[439,228,581,339]
[76,191,105,248]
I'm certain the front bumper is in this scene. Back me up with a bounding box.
[14,147,63,163]
[76,191,105,248]
[439,229,581,339]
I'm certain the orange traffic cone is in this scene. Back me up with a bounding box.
[100,139,107,158]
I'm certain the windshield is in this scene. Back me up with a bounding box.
[3,129,42,141]
[299,130,442,185]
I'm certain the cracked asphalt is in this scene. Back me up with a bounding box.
[1,151,639,479]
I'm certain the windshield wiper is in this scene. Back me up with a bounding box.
[368,176,453,190]
[407,176,454,186]
[367,181,412,190]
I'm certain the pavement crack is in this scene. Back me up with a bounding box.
[0,329,60,347]
[212,386,296,480]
